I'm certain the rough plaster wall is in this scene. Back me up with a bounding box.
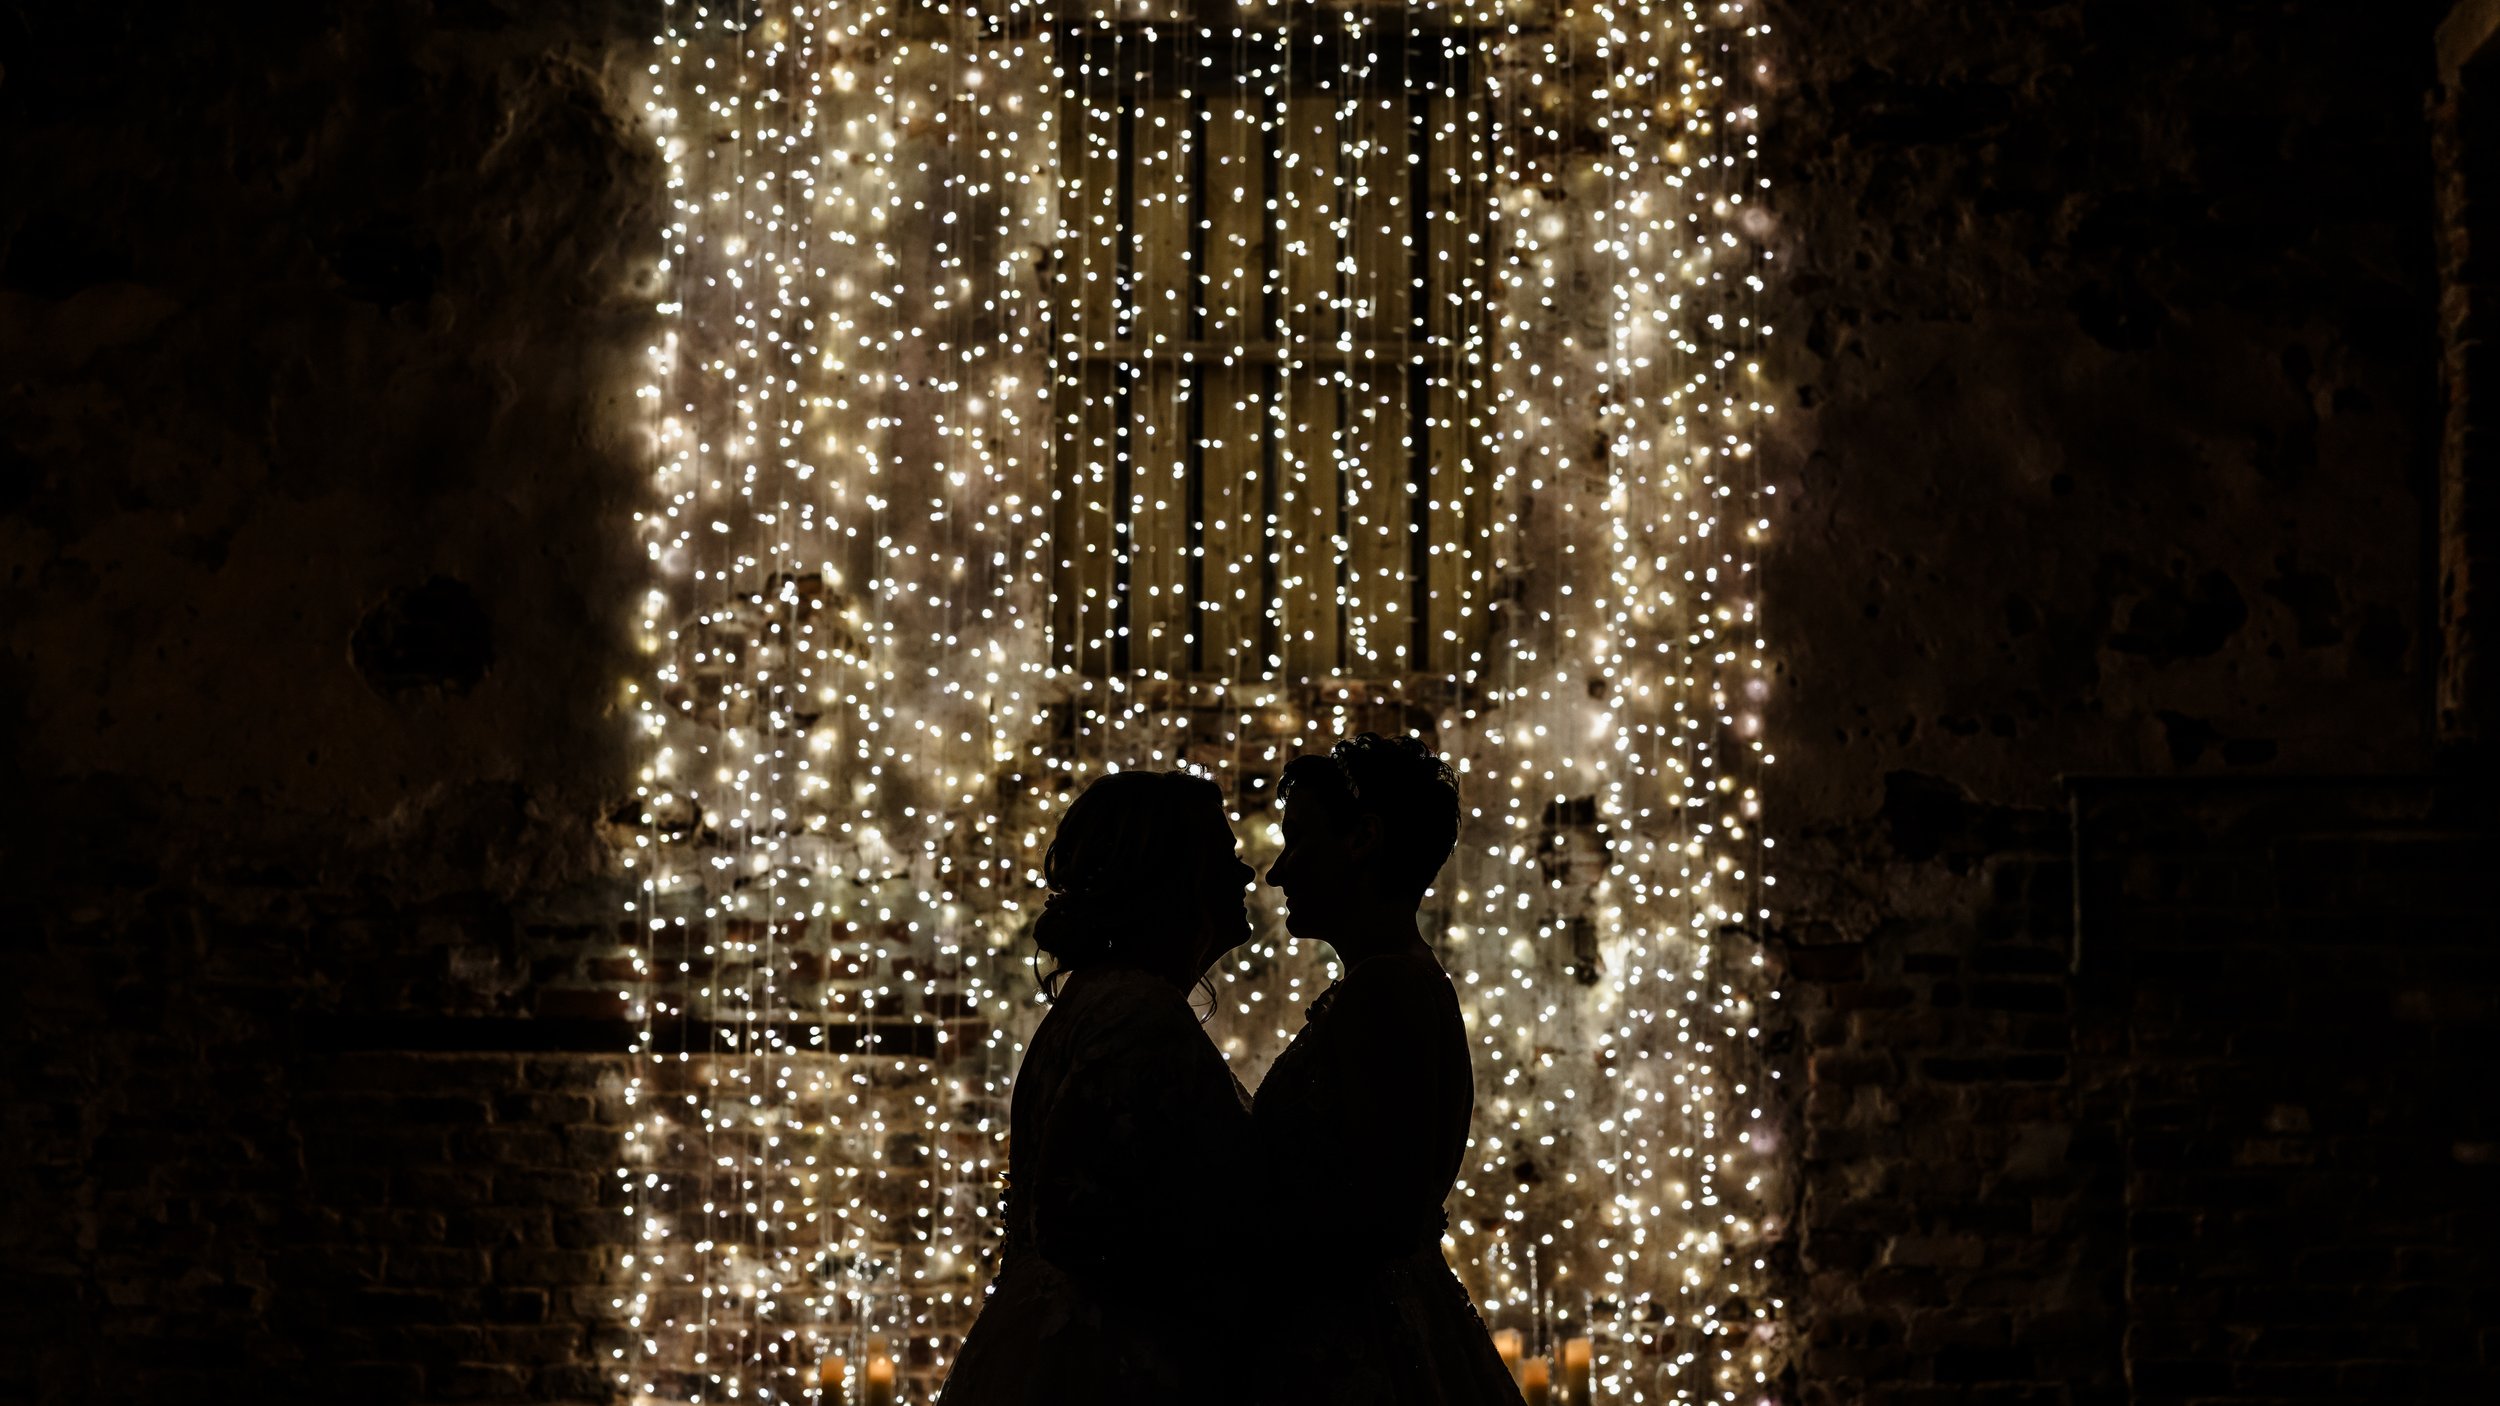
[2,2,653,882]
[1765,0,2440,821]
[1,4,656,1401]
[1756,2,2455,1401]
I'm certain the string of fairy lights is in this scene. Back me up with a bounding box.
[613,2,1780,1402]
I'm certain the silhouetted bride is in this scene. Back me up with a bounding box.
[940,769,1259,1406]
[1255,734,1519,1405]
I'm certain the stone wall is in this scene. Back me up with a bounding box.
[2,2,2493,1404]
[1758,1,2493,1401]
[0,4,654,1401]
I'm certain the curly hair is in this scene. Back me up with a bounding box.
[1276,732,1460,899]
[1031,769,1228,993]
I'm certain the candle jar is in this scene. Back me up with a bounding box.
[1561,1337,1593,1403]
[1521,1355,1553,1406]
[1493,1327,1526,1384]
[863,1355,897,1406]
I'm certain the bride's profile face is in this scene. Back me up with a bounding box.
[1191,798,1256,971]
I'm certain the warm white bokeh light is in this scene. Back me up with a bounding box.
[615,2,1781,1402]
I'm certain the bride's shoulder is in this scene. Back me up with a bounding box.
[1084,964,1191,1003]
[1057,966,1207,1047]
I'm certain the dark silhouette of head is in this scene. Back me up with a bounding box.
[1266,733,1459,947]
[1032,768,1255,995]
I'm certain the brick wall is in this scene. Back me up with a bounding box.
[1777,776,2499,1406]
[1,884,642,1403]
[1778,785,2126,1404]
[2081,780,2498,1403]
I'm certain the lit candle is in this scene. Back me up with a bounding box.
[1561,1338,1592,1403]
[1521,1356,1552,1406]
[864,1354,896,1406]
[1493,1328,1524,1382]
[818,1353,847,1402]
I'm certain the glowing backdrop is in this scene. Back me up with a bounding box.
[615,1,1782,1401]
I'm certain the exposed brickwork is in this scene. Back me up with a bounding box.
[1773,791,2126,1405]
[2078,780,2498,1404]
[1,887,641,1404]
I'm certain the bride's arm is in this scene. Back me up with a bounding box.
[1030,998,1253,1294]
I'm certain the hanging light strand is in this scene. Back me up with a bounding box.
[616,3,1781,1402]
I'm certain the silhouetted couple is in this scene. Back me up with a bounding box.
[939,734,1521,1406]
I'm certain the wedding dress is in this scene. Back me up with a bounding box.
[941,965,1255,1406]
[1250,948,1522,1406]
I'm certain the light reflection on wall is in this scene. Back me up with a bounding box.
[615,2,1781,1401]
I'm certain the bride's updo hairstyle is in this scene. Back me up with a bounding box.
[1033,768,1229,993]
[1277,731,1460,900]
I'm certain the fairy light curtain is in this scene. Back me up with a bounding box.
[616,2,1781,1403]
